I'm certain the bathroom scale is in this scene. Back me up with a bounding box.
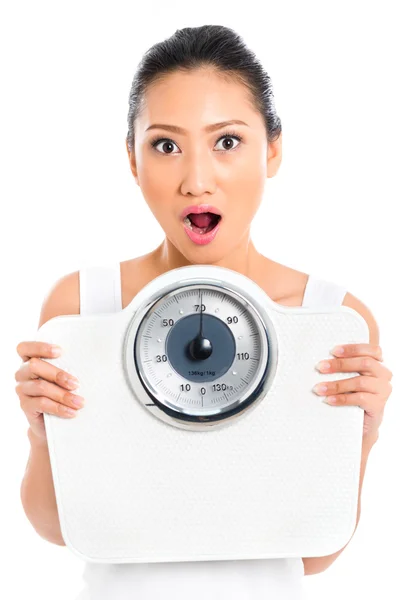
[35,264,369,564]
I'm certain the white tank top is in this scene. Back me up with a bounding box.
[75,263,347,600]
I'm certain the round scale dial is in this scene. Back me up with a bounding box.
[124,275,278,430]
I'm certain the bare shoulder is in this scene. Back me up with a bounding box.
[341,290,380,346]
[254,256,310,306]
[120,253,161,310]
[121,254,310,309]
[276,266,310,306]
[37,253,155,329]
[37,270,80,329]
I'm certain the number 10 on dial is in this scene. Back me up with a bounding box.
[129,282,275,426]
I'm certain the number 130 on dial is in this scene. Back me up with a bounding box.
[132,283,274,424]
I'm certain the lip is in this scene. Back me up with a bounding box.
[182,217,221,245]
[180,204,223,221]
[181,204,222,246]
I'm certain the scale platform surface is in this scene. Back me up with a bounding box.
[35,265,368,564]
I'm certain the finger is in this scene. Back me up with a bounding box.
[16,341,61,363]
[322,391,380,410]
[19,392,79,420]
[331,344,383,361]
[16,378,85,411]
[317,356,390,379]
[382,361,394,381]
[15,356,79,390]
[313,374,382,397]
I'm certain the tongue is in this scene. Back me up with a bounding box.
[189,212,214,228]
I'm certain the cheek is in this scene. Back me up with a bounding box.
[136,146,176,192]
[140,163,174,195]
[138,167,176,217]
[224,169,265,216]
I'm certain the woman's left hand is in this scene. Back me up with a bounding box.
[313,343,393,443]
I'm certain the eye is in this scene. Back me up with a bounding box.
[150,131,243,155]
[214,132,243,152]
[150,138,180,155]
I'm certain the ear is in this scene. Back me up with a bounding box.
[267,132,282,178]
[125,139,139,185]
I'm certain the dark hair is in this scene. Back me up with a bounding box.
[126,24,282,152]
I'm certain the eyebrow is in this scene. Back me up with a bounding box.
[145,119,249,134]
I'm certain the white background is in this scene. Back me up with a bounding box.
[1,1,399,598]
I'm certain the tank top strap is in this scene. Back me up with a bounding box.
[79,266,347,315]
[79,262,122,315]
[302,274,347,308]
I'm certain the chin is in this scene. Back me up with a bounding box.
[181,244,233,267]
[164,222,236,266]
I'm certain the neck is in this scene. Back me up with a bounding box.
[152,230,263,279]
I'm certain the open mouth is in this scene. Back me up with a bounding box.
[183,212,222,235]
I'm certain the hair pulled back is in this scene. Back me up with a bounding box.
[126,24,282,152]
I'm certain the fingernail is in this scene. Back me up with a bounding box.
[65,407,77,416]
[331,346,344,355]
[316,360,331,372]
[51,345,62,356]
[71,396,85,407]
[66,378,79,388]
[323,396,337,404]
[313,383,328,394]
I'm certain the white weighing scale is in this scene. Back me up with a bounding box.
[35,265,369,564]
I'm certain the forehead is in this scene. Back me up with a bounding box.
[135,69,262,134]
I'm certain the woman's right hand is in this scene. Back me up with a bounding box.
[15,341,85,445]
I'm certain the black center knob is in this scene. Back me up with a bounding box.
[188,335,213,360]
[166,312,236,382]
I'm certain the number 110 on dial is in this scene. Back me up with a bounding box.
[134,284,269,419]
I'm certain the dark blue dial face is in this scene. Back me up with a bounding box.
[165,313,236,383]
[132,283,269,422]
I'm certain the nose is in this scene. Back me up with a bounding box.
[180,145,217,197]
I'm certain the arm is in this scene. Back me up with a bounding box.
[303,432,378,575]
[20,429,66,545]
[303,291,380,576]
[20,271,80,546]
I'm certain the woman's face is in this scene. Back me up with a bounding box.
[126,68,282,263]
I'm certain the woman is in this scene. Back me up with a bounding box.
[16,24,392,599]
